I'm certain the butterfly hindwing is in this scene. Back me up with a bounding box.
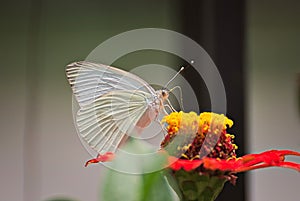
[76,90,153,153]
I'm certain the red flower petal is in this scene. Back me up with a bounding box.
[168,156,203,171]
[167,150,300,173]
[85,152,115,167]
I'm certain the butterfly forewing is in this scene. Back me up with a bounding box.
[66,61,156,107]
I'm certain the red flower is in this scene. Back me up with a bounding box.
[162,112,300,175]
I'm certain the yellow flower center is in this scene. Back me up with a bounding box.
[161,111,238,160]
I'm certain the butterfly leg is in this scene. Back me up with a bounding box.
[162,105,170,115]
[154,118,167,136]
[169,85,184,111]
[84,152,115,167]
[163,102,177,114]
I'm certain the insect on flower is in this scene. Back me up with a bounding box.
[66,61,186,166]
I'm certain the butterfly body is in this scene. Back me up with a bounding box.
[66,61,169,157]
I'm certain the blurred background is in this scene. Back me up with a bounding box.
[0,0,299,201]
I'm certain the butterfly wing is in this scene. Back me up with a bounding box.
[66,61,158,154]
[66,61,156,107]
[77,90,154,153]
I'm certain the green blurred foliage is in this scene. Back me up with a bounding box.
[44,197,78,201]
[100,139,178,201]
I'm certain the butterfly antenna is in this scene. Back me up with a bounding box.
[163,67,184,89]
[162,61,194,112]
[163,60,194,89]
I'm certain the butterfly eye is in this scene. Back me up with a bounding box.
[161,90,168,98]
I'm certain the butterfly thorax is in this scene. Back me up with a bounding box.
[155,89,169,110]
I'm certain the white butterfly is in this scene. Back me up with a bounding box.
[66,61,181,157]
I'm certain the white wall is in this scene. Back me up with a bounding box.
[246,1,300,201]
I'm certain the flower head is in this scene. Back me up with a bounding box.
[161,111,300,176]
[161,111,237,161]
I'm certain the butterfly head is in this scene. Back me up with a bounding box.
[157,89,169,101]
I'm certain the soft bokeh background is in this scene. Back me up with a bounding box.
[0,0,299,201]
[246,1,300,200]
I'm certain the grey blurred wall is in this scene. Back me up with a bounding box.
[246,0,300,201]
[0,1,179,201]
